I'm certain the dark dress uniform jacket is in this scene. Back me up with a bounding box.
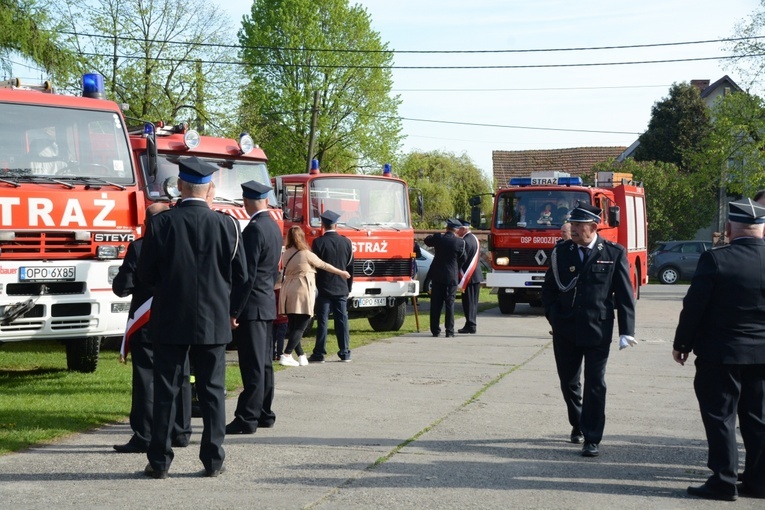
[424,231,466,285]
[138,200,247,345]
[461,232,483,285]
[674,237,765,364]
[542,236,635,346]
[230,211,283,320]
[112,238,150,343]
[312,231,354,297]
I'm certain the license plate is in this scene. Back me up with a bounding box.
[358,297,386,308]
[19,266,76,282]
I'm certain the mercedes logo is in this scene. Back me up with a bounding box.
[362,260,375,276]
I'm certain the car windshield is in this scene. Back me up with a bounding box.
[494,189,591,229]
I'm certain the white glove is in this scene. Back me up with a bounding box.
[619,335,637,350]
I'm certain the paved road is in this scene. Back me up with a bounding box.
[0,285,761,509]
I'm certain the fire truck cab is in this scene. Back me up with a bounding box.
[129,123,281,230]
[484,171,648,314]
[273,162,418,331]
[0,75,141,371]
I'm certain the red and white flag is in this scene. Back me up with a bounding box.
[119,298,152,363]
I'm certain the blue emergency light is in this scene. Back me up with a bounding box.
[310,158,320,175]
[383,163,392,176]
[509,177,532,186]
[143,122,155,136]
[82,73,105,99]
[558,177,583,186]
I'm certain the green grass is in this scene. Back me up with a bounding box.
[0,289,496,455]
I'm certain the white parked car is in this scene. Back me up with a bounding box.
[415,245,433,295]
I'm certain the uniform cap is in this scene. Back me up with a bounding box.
[567,201,602,223]
[178,156,217,184]
[728,198,765,224]
[446,218,462,229]
[241,180,271,200]
[320,210,341,225]
[460,220,471,227]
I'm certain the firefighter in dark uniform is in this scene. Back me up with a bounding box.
[541,202,635,458]
[226,181,284,434]
[309,210,354,362]
[424,218,466,337]
[673,198,765,502]
[138,157,247,478]
[457,220,482,334]
[112,203,191,454]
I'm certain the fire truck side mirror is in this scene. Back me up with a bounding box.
[146,128,158,178]
[608,206,620,227]
[471,206,481,228]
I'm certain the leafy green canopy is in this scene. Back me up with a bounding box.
[237,0,402,175]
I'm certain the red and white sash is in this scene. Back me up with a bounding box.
[458,234,480,292]
[119,298,152,362]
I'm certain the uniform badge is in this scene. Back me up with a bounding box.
[569,266,576,272]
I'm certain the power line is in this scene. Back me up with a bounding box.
[78,51,762,70]
[63,31,765,54]
[396,117,641,135]
[391,84,671,92]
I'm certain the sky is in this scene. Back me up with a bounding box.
[214,0,761,179]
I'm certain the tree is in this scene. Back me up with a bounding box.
[634,82,712,172]
[55,0,237,130]
[726,0,765,92]
[0,0,78,80]
[594,159,714,249]
[394,151,492,229]
[238,0,402,175]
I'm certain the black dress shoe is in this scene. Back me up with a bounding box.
[570,429,584,444]
[581,442,599,457]
[445,333,455,337]
[205,465,226,477]
[225,420,256,435]
[257,420,275,429]
[307,354,325,363]
[144,463,169,479]
[457,328,476,334]
[113,442,147,454]
[738,482,765,499]
[687,484,737,501]
[171,438,189,448]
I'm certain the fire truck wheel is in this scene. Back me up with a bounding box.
[498,294,516,315]
[65,337,101,373]
[368,301,406,332]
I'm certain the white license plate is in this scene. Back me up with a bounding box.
[358,297,386,308]
[19,266,76,282]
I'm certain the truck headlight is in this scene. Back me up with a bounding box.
[495,257,509,266]
[97,246,119,260]
[107,265,121,284]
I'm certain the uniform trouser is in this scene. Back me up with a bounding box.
[694,359,765,493]
[148,343,226,472]
[430,282,457,336]
[313,294,350,358]
[130,338,191,447]
[233,319,275,429]
[460,283,480,331]
[552,333,610,444]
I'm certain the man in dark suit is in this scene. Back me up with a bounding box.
[138,157,247,478]
[112,203,191,454]
[310,210,354,363]
[542,202,635,458]
[424,219,466,337]
[226,181,284,434]
[673,198,765,502]
[457,220,482,334]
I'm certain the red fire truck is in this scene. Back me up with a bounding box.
[0,75,142,371]
[273,162,419,331]
[483,171,648,314]
[129,123,282,230]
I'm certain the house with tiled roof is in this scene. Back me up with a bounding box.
[492,146,627,187]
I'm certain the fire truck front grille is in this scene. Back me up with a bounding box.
[5,282,87,296]
[1,232,92,256]
[503,248,553,268]
[353,259,411,278]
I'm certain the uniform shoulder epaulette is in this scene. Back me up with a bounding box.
[604,239,617,246]
[711,244,730,250]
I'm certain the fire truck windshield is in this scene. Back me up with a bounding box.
[0,103,133,183]
[495,189,591,229]
[142,154,276,207]
[308,177,410,229]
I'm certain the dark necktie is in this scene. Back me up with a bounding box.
[579,246,589,261]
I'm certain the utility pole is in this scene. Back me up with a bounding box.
[306,90,320,173]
